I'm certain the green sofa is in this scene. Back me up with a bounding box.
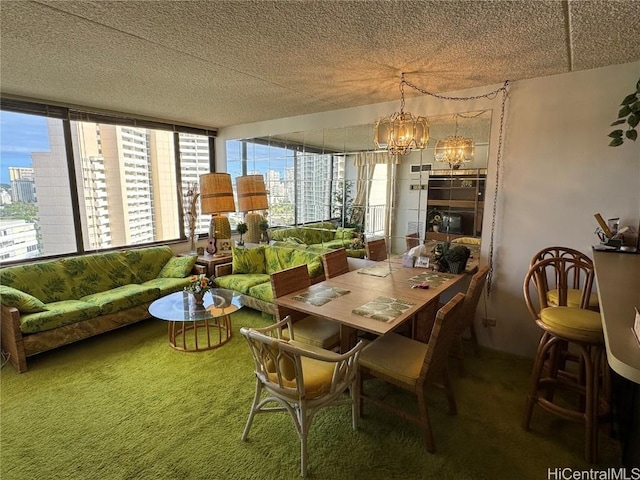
[0,246,199,373]
[269,221,365,258]
[213,245,325,315]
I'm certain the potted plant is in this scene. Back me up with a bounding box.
[443,245,471,274]
[236,222,248,246]
[428,209,443,232]
[258,219,269,243]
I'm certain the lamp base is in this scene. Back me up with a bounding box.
[211,215,231,239]
[245,212,263,244]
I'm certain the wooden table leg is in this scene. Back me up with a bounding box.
[340,325,357,353]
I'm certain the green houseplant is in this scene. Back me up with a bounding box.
[608,77,640,146]
[258,219,269,243]
[443,245,471,274]
[236,222,248,246]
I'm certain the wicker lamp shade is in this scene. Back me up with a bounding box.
[237,175,268,212]
[237,175,268,244]
[200,173,235,239]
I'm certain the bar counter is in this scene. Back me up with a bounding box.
[593,249,640,467]
[593,250,640,383]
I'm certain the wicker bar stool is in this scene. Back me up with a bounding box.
[522,256,610,463]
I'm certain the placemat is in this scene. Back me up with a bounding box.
[357,264,397,277]
[292,285,351,306]
[407,271,454,288]
[352,296,415,322]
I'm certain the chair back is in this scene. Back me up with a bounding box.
[241,316,364,401]
[406,232,420,250]
[322,248,349,279]
[530,246,593,267]
[270,264,311,322]
[365,238,387,261]
[455,265,490,335]
[420,292,466,384]
[524,256,595,319]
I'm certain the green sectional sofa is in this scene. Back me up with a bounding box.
[0,246,199,373]
[269,221,365,258]
[213,245,325,315]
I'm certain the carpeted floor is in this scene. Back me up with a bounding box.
[1,309,621,480]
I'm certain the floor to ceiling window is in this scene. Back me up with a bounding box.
[0,100,216,264]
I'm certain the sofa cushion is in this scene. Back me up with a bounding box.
[214,274,270,294]
[142,278,192,296]
[0,285,47,313]
[20,300,102,334]
[158,255,197,278]
[0,252,137,303]
[248,282,274,304]
[334,227,356,241]
[232,246,266,274]
[124,246,175,283]
[264,246,324,278]
[81,284,161,315]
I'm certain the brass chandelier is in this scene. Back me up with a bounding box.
[374,73,429,156]
[434,114,474,169]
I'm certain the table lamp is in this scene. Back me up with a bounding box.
[200,173,236,254]
[236,174,268,244]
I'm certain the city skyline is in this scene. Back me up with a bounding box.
[0,111,49,184]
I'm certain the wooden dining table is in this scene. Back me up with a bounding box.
[273,261,467,352]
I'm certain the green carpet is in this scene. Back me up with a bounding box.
[1,309,621,480]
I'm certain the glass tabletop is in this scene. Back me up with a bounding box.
[148,288,242,322]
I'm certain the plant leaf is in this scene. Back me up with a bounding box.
[610,119,626,126]
[625,129,637,141]
[630,100,640,114]
[609,137,624,147]
[629,113,640,128]
[622,93,638,105]
[618,105,632,118]
[608,130,623,138]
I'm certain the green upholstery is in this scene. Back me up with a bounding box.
[232,246,266,274]
[81,284,161,315]
[539,306,603,341]
[0,286,47,313]
[157,255,197,278]
[214,245,326,314]
[214,274,271,294]
[142,278,192,296]
[264,246,323,278]
[0,245,193,335]
[124,246,174,283]
[247,282,274,304]
[334,227,356,241]
[283,316,341,349]
[20,300,102,334]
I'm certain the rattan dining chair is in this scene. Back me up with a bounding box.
[451,265,490,375]
[321,248,349,279]
[240,316,366,477]
[357,292,466,452]
[522,255,609,463]
[365,238,387,261]
[271,265,341,349]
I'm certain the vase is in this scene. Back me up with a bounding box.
[187,232,197,254]
[432,225,440,233]
[447,259,467,274]
[192,293,204,305]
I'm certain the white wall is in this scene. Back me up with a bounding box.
[217,61,640,358]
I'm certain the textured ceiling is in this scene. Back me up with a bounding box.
[1,0,639,130]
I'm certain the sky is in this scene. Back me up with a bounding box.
[0,111,50,184]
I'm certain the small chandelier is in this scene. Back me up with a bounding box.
[374,73,429,156]
[434,115,474,169]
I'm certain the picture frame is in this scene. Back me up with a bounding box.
[415,256,430,269]
[218,239,232,254]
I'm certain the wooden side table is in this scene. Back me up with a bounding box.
[193,254,232,277]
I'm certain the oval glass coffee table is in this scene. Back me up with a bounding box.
[149,288,242,352]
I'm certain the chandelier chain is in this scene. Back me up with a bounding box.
[402,77,507,102]
[487,81,510,295]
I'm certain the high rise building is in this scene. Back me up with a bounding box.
[9,167,36,203]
